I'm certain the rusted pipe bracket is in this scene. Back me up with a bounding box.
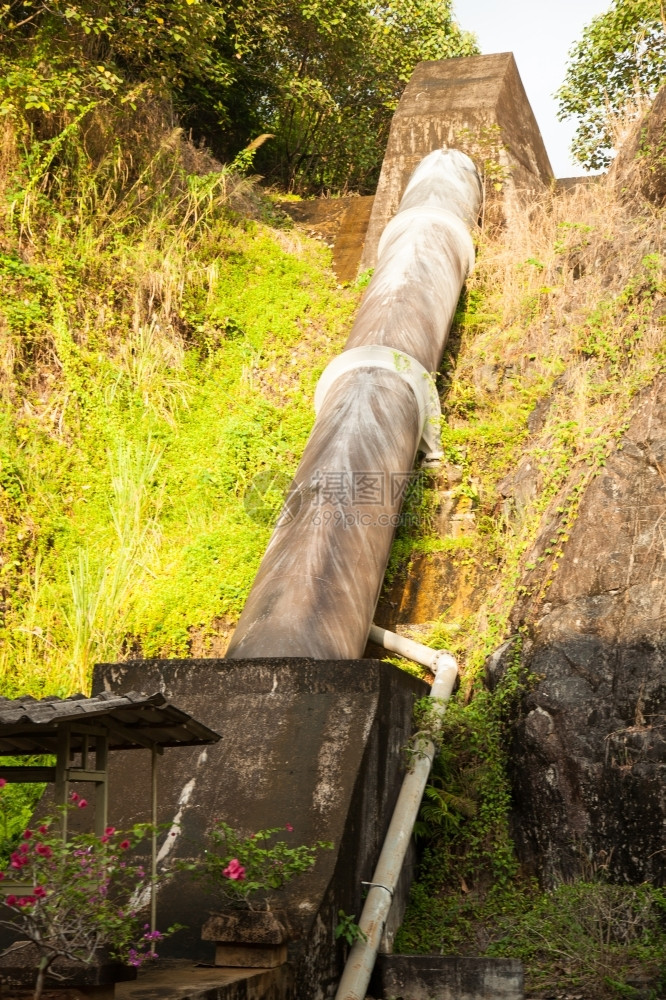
[314,345,442,461]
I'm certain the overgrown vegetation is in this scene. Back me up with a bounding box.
[388,176,666,995]
[397,647,528,955]
[0,0,476,192]
[2,6,666,994]
[490,881,666,999]
[557,0,666,168]
[0,92,362,697]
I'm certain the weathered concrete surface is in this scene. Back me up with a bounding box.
[360,54,553,271]
[0,946,135,990]
[369,955,524,1000]
[116,960,288,1000]
[201,911,290,945]
[334,196,375,283]
[506,377,666,885]
[279,196,374,284]
[91,658,427,999]
[609,83,666,206]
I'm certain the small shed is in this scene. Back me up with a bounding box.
[0,690,221,931]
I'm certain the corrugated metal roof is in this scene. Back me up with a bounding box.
[0,691,220,754]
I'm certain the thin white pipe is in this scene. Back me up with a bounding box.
[334,651,458,1000]
[151,744,157,953]
[368,624,454,673]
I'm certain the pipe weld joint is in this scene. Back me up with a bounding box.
[314,345,442,461]
[361,881,394,898]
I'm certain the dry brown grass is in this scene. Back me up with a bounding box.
[394,172,666,676]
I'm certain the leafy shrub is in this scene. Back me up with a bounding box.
[185,821,332,910]
[0,790,177,1000]
[489,880,666,999]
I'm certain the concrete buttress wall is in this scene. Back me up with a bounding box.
[91,658,427,999]
[360,53,553,272]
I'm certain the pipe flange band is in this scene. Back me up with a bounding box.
[314,345,442,461]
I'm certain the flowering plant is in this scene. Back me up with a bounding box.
[0,785,175,1000]
[192,821,332,910]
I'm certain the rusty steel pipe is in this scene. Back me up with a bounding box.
[226,150,481,660]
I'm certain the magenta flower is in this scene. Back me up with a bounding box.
[78,799,88,809]
[36,844,53,858]
[222,858,246,881]
[34,887,46,899]
[6,895,16,906]
[120,840,131,850]
[0,779,6,789]
[22,829,33,840]
[70,792,79,802]
[285,822,294,832]
[104,826,115,836]
[38,824,49,835]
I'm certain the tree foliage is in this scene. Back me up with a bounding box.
[220,0,478,190]
[0,0,477,192]
[556,0,666,170]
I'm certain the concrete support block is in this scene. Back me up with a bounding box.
[91,658,428,1000]
[213,944,288,969]
[369,954,524,1000]
[360,53,553,271]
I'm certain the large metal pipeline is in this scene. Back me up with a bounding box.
[226,150,482,660]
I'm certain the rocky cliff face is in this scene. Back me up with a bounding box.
[506,377,666,885]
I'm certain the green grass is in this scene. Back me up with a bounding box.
[0,120,358,696]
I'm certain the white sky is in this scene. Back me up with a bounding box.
[452,0,612,177]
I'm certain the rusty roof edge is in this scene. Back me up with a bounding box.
[0,691,221,747]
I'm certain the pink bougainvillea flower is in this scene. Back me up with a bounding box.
[285,823,294,832]
[100,835,110,844]
[0,779,6,789]
[0,872,4,881]
[70,791,79,802]
[34,887,46,899]
[22,829,32,840]
[18,843,29,854]
[78,799,88,809]
[35,844,52,858]
[120,840,131,850]
[38,825,49,835]
[222,858,246,881]
[104,826,115,836]
[6,895,16,906]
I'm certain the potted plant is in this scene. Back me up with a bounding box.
[189,821,332,968]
